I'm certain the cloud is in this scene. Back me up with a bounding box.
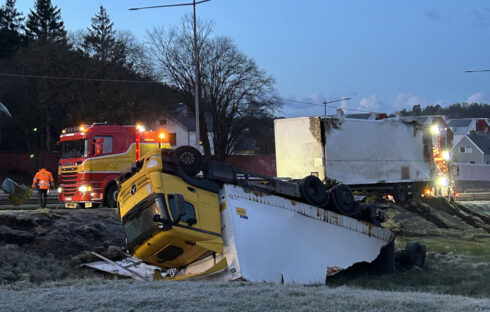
[472,8,490,27]
[466,92,485,103]
[393,92,425,110]
[359,94,381,110]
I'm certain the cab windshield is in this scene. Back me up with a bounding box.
[61,139,88,159]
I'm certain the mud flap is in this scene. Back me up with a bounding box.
[370,239,395,274]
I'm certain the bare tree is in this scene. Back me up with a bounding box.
[147,15,280,159]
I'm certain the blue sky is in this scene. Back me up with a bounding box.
[15,0,490,117]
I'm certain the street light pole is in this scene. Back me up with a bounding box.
[192,0,200,151]
[129,0,211,150]
[322,97,352,116]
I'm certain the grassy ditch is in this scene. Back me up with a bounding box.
[327,238,490,298]
[327,199,490,298]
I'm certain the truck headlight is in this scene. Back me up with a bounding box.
[57,187,63,193]
[442,151,451,161]
[78,185,92,192]
[437,176,448,186]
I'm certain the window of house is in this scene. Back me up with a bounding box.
[470,161,475,164]
[466,147,472,153]
[459,147,465,153]
[169,133,177,146]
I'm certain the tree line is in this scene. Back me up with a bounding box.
[0,0,180,156]
[0,0,280,160]
[400,103,490,119]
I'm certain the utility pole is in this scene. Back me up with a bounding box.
[322,98,352,116]
[129,0,211,150]
[192,0,200,150]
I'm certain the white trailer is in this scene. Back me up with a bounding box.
[174,184,394,284]
[275,116,436,202]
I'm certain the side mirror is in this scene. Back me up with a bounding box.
[174,193,185,216]
[172,193,186,224]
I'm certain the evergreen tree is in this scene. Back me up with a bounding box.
[0,0,24,58]
[83,5,124,64]
[25,0,66,44]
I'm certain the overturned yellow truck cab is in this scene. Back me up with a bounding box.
[118,146,395,284]
[118,149,223,269]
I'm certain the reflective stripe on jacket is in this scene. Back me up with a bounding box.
[33,169,54,190]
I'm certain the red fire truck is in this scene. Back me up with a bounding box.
[58,123,170,208]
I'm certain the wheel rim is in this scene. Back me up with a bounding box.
[179,152,195,165]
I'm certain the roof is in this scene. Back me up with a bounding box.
[167,113,214,132]
[401,116,429,124]
[448,119,472,127]
[467,134,490,154]
[345,113,372,119]
[173,114,196,131]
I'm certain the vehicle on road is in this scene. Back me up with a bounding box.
[58,123,170,208]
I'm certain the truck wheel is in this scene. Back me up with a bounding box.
[175,146,203,176]
[405,241,426,268]
[330,184,358,216]
[299,175,328,206]
[394,185,408,204]
[106,184,118,208]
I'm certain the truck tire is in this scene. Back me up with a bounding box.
[106,184,118,208]
[175,146,203,176]
[330,184,358,216]
[393,184,408,204]
[299,175,328,206]
[405,241,426,268]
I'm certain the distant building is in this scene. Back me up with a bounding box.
[447,118,489,145]
[343,112,388,120]
[451,133,490,164]
[156,113,214,154]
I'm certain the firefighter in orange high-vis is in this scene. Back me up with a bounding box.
[32,168,55,208]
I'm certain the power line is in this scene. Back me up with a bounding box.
[129,0,211,11]
[0,73,161,84]
[280,97,375,113]
[464,69,490,73]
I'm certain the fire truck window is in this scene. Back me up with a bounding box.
[94,136,113,154]
[168,195,196,224]
[61,139,88,159]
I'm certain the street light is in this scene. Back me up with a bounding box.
[322,98,351,116]
[129,0,212,150]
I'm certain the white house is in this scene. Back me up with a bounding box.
[155,114,214,155]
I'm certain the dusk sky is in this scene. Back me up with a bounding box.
[15,0,490,117]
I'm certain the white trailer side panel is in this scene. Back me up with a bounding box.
[325,118,432,185]
[275,117,326,181]
[205,185,392,284]
[275,116,433,185]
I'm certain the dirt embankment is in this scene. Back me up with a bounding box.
[384,198,490,238]
[0,208,126,283]
[0,199,489,285]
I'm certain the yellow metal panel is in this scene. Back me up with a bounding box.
[169,257,228,281]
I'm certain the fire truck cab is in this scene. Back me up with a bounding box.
[58,123,170,208]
